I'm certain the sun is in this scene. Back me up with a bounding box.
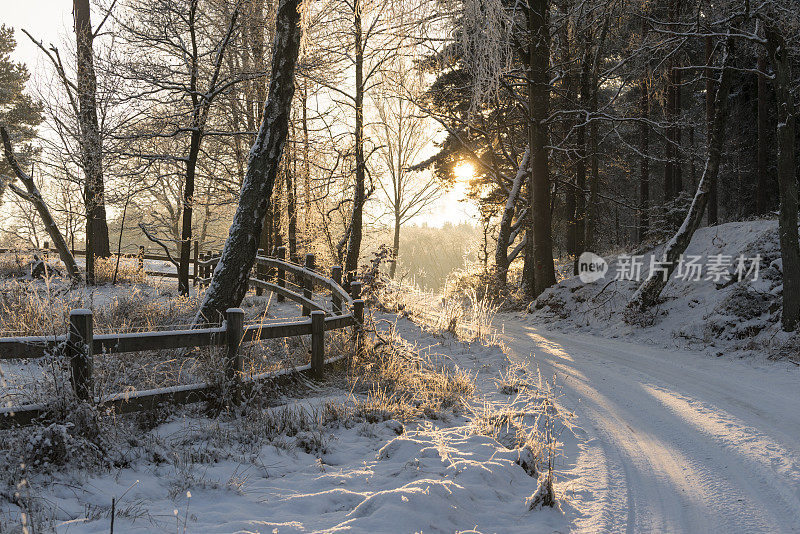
[453,161,475,182]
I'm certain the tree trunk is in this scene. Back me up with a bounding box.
[663,0,681,202]
[302,82,312,240]
[287,146,298,262]
[756,52,768,215]
[765,27,800,331]
[274,164,284,249]
[563,25,576,264]
[522,225,535,294]
[1,127,81,281]
[74,0,110,286]
[344,0,365,278]
[574,47,590,269]
[625,39,734,319]
[585,81,598,249]
[389,216,400,278]
[195,0,303,324]
[178,129,201,296]
[673,62,683,195]
[639,75,650,243]
[705,34,718,225]
[495,148,529,287]
[526,0,556,299]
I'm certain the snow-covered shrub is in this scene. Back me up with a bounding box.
[347,324,476,421]
[526,472,556,509]
[378,278,499,344]
[715,285,772,321]
[360,244,392,305]
[445,263,499,302]
[530,288,569,318]
[495,363,527,395]
[294,431,328,455]
[23,424,73,467]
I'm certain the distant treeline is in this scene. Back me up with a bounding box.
[364,222,480,291]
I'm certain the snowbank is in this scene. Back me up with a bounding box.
[527,220,798,360]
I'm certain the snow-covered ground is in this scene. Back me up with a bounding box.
[494,218,800,531]
[500,320,800,532]
[528,220,798,362]
[4,219,800,533]
[0,310,574,533]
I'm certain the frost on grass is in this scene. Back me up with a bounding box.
[0,300,570,532]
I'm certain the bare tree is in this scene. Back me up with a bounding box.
[195,0,303,324]
[1,127,80,280]
[117,0,247,295]
[371,59,439,278]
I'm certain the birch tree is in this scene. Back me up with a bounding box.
[195,0,304,323]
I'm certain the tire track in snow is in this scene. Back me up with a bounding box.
[500,318,800,533]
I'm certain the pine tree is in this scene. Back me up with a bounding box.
[0,25,43,192]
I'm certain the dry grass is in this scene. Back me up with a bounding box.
[473,367,567,508]
[93,256,147,285]
[0,252,32,279]
[345,320,476,422]
[0,278,202,338]
[0,279,78,337]
[378,280,499,345]
[0,275,211,414]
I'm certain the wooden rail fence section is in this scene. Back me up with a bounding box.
[0,240,220,282]
[0,252,365,428]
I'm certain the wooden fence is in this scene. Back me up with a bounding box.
[0,240,220,282]
[0,251,365,428]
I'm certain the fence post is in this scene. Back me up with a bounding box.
[256,248,265,296]
[193,241,199,286]
[311,310,325,379]
[138,245,145,271]
[202,252,209,284]
[350,281,364,355]
[225,308,244,404]
[43,241,49,259]
[302,253,315,316]
[68,309,94,401]
[350,280,362,301]
[353,299,365,356]
[277,246,286,303]
[331,266,343,315]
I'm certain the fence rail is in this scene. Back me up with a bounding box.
[1,240,218,282]
[0,249,365,428]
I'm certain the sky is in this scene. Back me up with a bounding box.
[3,1,72,71]
[2,2,477,228]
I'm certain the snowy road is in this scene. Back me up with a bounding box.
[501,316,800,533]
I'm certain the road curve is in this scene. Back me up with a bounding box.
[500,315,800,533]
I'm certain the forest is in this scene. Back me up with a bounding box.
[2,0,800,324]
[2,0,800,532]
